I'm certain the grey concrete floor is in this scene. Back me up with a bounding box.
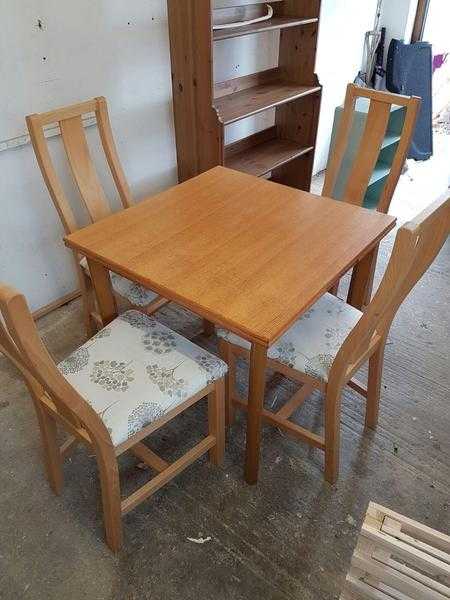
[1,211,449,599]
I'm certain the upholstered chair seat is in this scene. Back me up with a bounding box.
[79,258,159,308]
[217,293,362,383]
[59,310,227,446]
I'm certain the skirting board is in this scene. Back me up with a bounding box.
[32,289,82,321]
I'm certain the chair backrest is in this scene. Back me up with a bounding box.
[0,284,109,444]
[331,194,450,384]
[323,84,421,213]
[26,97,132,234]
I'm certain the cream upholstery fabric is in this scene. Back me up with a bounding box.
[217,293,362,383]
[80,257,159,307]
[59,311,227,446]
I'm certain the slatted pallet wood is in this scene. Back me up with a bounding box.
[341,502,450,600]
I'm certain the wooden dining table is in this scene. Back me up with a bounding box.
[65,166,396,484]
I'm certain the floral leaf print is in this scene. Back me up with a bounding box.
[272,341,297,368]
[119,311,156,331]
[146,364,188,400]
[110,274,157,307]
[92,327,112,340]
[127,402,166,438]
[59,347,90,375]
[194,354,227,384]
[304,353,334,382]
[143,329,177,354]
[90,360,135,392]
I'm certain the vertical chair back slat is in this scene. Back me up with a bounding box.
[342,100,392,207]
[322,84,356,199]
[60,115,111,222]
[26,114,79,234]
[96,97,133,209]
[331,195,450,383]
[26,97,132,234]
[323,84,421,213]
[377,97,422,214]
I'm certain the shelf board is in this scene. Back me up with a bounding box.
[214,81,321,125]
[213,17,318,41]
[225,138,314,177]
[382,133,401,149]
[369,162,391,186]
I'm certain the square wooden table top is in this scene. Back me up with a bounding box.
[65,166,396,346]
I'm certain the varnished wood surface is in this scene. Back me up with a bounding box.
[65,167,396,346]
[214,80,321,125]
[225,131,313,178]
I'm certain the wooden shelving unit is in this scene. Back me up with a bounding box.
[167,0,322,192]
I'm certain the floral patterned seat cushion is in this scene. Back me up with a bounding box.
[79,257,159,307]
[217,293,362,383]
[58,311,228,446]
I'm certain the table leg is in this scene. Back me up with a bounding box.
[244,342,268,485]
[347,245,379,310]
[87,259,118,326]
[203,319,215,337]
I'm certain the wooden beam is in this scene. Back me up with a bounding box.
[32,289,82,321]
[347,378,368,398]
[121,436,216,515]
[234,396,325,451]
[276,383,314,419]
[411,0,431,43]
[129,442,169,473]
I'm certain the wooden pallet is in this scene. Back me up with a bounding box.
[341,502,450,599]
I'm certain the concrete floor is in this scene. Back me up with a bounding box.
[1,175,449,599]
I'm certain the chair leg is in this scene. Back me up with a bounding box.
[35,406,63,495]
[324,384,343,485]
[203,319,215,337]
[366,341,386,430]
[81,274,98,338]
[96,451,123,553]
[208,379,225,466]
[218,339,236,426]
[329,281,340,296]
[145,296,171,315]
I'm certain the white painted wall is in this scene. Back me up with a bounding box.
[380,0,418,67]
[313,0,379,171]
[0,0,381,312]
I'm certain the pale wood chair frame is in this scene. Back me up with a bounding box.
[220,195,450,484]
[26,98,169,336]
[0,284,225,552]
[341,502,450,598]
[324,84,421,305]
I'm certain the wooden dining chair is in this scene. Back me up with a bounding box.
[218,195,450,484]
[26,98,169,337]
[324,84,421,304]
[0,283,226,552]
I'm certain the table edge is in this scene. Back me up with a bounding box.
[65,214,396,347]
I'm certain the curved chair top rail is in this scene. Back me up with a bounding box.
[0,283,110,447]
[26,97,132,235]
[323,83,421,214]
[331,193,450,384]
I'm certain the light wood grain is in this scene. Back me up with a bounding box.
[0,283,226,552]
[222,193,450,484]
[214,79,321,125]
[341,502,450,600]
[65,167,396,347]
[168,1,322,191]
[323,84,420,303]
[225,131,313,177]
[26,97,167,335]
